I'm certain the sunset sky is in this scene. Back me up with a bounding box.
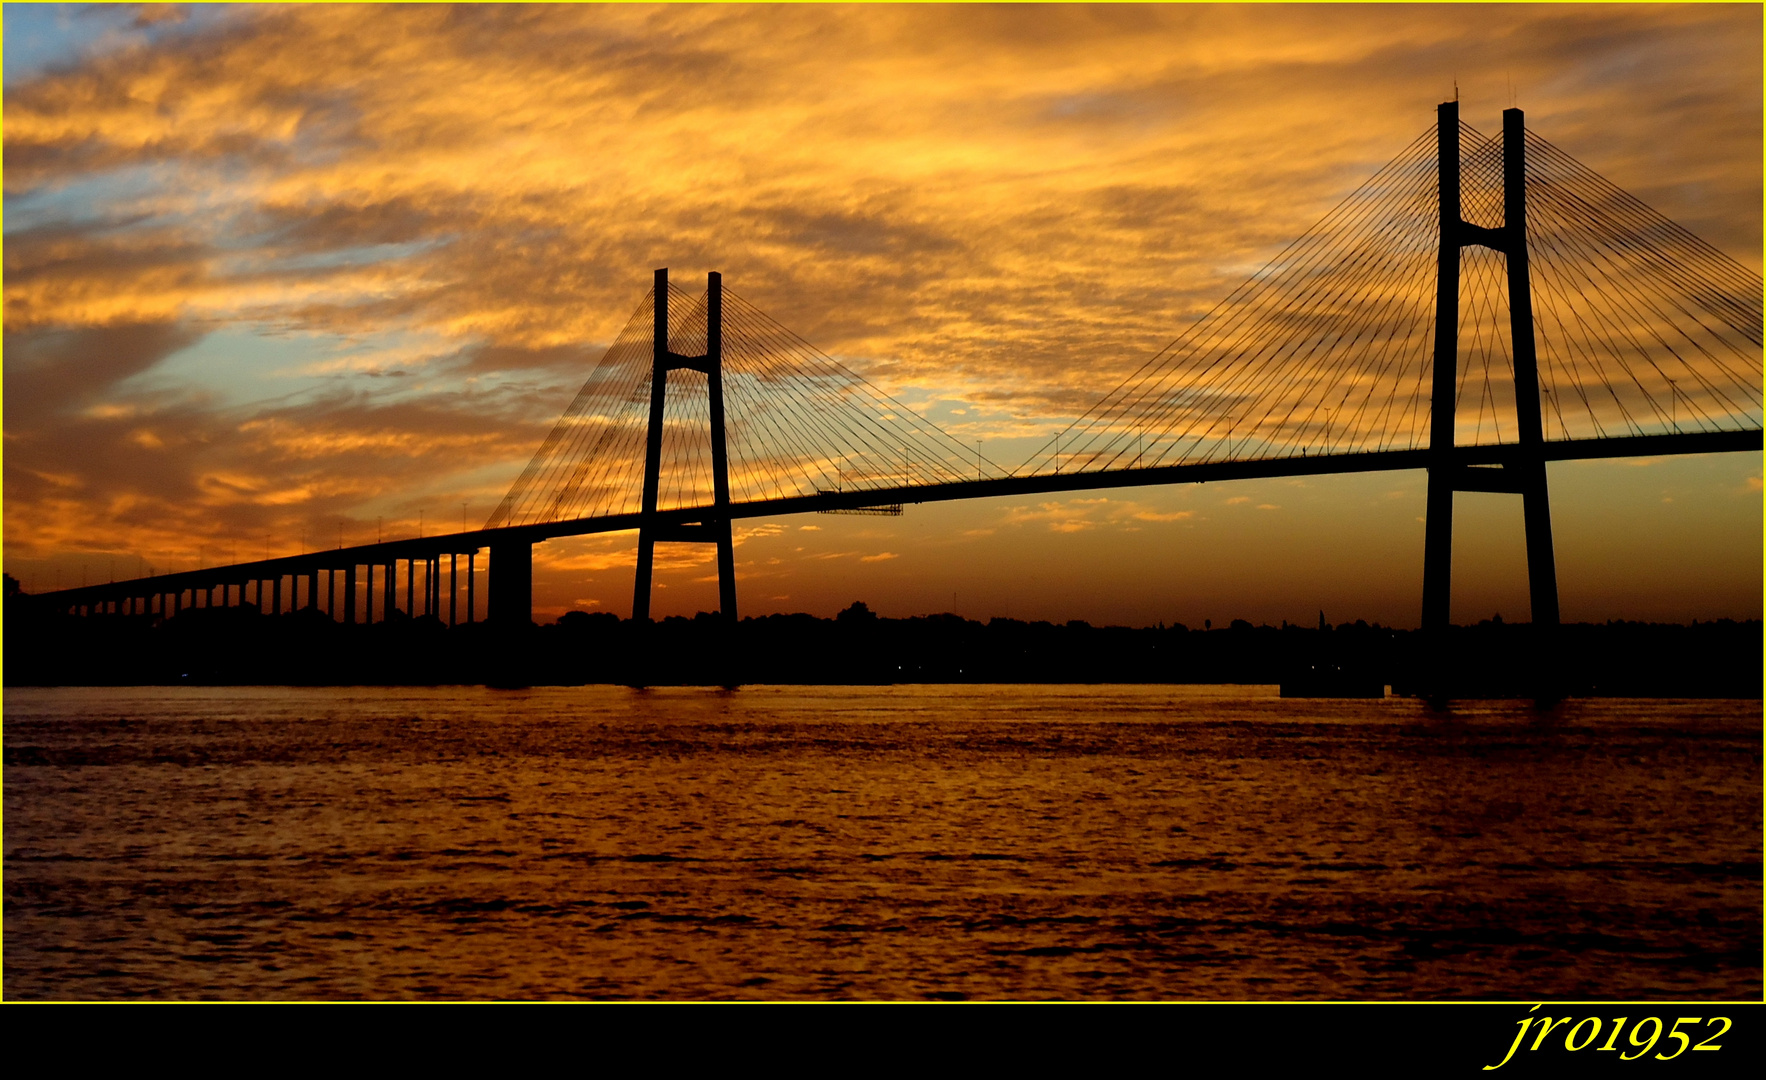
[4,3,1760,627]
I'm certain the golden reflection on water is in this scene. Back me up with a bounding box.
[4,685,1760,999]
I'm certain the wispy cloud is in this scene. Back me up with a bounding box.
[5,4,1759,621]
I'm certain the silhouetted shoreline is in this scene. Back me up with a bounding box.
[6,582,1758,697]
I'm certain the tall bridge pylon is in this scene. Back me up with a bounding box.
[1012,101,1759,633]
[1424,103,1559,632]
[485,260,1007,623]
[633,268,738,623]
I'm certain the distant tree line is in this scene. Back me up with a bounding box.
[6,576,1758,696]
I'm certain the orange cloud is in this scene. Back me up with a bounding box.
[5,4,1759,624]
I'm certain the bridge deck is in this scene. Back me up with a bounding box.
[30,429,1760,606]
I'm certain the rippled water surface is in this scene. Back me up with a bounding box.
[5,684,1760,999]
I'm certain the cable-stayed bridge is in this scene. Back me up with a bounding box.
[35,104,1762,640]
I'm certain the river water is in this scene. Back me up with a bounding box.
[4,684,1759,1000]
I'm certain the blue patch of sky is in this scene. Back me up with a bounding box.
[4,8,356,243]
[3,160,181,230]
[111,325,468,413]
[229,237,451,276]
[9,162,444,292]
[3,3,242,87]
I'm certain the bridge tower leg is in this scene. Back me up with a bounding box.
[1503,108,1560,630]
[631,267,667,623]
[632,268,739,624]
[707,274,739,623]
[1421,100,1459,634]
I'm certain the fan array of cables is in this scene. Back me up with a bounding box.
[1016,120,1762,477]
[486,283,1005,528]
[1519,127,1761,442]
[489,115,1759,525]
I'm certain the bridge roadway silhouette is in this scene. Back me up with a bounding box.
[32,104,1764,640]
[35,430,1754,625]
